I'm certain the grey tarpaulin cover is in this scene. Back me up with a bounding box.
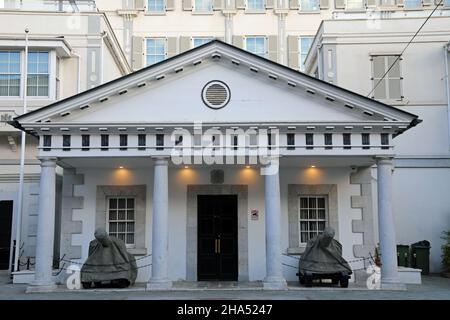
[299,227,352,274]
[80,228,138,284]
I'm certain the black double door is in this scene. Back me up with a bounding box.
[0,201,13,270]
[197,195,238,281]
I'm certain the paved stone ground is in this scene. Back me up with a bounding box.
[0,271,449,300]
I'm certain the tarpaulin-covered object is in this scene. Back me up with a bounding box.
[80,228,137,287]
[298,227,352,287]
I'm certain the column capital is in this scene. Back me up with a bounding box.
[152,156,169,166]
[374,156,394,164]
[37,157,57,167]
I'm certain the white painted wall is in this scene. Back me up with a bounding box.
[73,165,362,283]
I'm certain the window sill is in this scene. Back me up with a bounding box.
[144,11,167,16]
[287,246,306,255]
[191,11,214,15]
[244,9,267,14]
[298,10,321,14]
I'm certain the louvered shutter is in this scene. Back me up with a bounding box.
[319,0,329,8]
[335,0,345,8]
[132,36,144,70]
[289,0,299,9]
[180,36,191,52]
[267,35,278,62]
[232,36,244,48]
[183,0,193,10]
[236,0,246,8]
[135,0,146,9]
[213,0,223,9]
[166,37,177,58]
[266,0,275,8]
[288,35,299,70]
[166,0,175,10]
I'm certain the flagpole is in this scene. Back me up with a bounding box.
[14,28,29,272]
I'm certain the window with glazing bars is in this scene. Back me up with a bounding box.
[299,196,327,244]
[107,197,135,246]
[101,134,109,151]
[0,51,20,96]
[27,51,49,97]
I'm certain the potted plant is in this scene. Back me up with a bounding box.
[441,229,450,278]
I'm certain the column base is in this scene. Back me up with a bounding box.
[26,281,57,293]
[146,279,172,291]
[381,280,406,291]
[263,277,288,290]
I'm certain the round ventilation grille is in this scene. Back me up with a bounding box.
[202,81,230,109]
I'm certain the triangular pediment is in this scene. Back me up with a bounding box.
[12,40,419,135]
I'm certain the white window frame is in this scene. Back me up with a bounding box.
[299,0,320,11]
[146,0,166,12]
[371,54,403,102]
[244,36,268,58]
[193,0,213,12]
[298,36,314,72]
[246,0,266,11]
[145,38,167,66]
[0,49,56,100]
[192,37,214,48]
[298,195,328,245]
[0,50,21,97]
[106,196,136,248]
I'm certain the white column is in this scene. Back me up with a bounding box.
[376,157,405,290]
[263,161,287,290]
[26,157,57,293]
[147,157,172,290]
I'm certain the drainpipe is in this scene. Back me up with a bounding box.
[71,51,81,93]
[14,28,29,273]
[445,42,450,149]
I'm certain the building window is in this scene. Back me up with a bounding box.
[120,134,128,151]
[372,55,402,101]
[245,36,267,58]
[381,133,389,150]
[232,135,238,150]
[27,51,49,97]
[247,0,265,10]
[0,51,20,96]
[299,196,327,244]
[43,135,51,151]
[107,197,135,246]
[82,134,90,151]
[299,37,314,72]
[63,135,71,151]
[156,133,164,150]
[194,0,213,12]
[146,38,166,66]
[362,133,370,149]
[101,134,109,151]
[346,0,365,9]
[404,0,422,8]
[138,134,146,151]
[343,133,351,150]
[287,133,295,150]
[147,0,165,12]
[306,133,314,150]
[299,0,320,11]
[324,133,332,150]
[445,0,450,6]
[192,37,214,48]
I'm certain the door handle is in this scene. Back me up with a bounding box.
[214,239,218,254]
[217,239,221,254]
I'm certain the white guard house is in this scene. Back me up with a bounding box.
[10,40,421,292]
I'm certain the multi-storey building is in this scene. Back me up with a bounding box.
[0,0,449,288]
